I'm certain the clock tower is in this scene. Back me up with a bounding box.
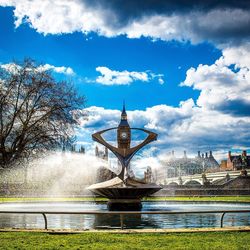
[117,103,131,149]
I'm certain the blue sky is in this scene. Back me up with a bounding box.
[0,6,221,109]
[0,1,250,159]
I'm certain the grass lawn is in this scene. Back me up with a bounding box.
[0,231,249,250]
[0,197,107,203]
[144,196,250,203]
[1,196,250,203]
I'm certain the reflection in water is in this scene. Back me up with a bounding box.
[0,201,249,229]
[94,214,161,229]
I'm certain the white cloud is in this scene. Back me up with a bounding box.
[158,78,164,85]
[95,66,164,85]
[76,103,250,176]
[181,43,250,115]
[1,1,249,45]
[1,0,106,35]
[0,63,21,74]
[216,43,250,69]
[38,64,75,75]
[77,101,250,159]
[0,62,74,75]
[122,9,250,45]
[77,45,250,157]
[79,106,120,129]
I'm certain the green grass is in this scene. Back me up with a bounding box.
[144,196,250,203]
[0,197,108,203]
[0,231,249,250]
[1,196,250,203]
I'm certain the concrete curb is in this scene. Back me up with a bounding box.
[0,226,250,234]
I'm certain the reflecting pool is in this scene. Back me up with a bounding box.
[0,201,249,229]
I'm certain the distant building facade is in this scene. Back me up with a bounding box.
[156,150,219,180]
[227,150,250,170]
[95,146,108,161]
[95,146,114,182]
[220,160,227,170]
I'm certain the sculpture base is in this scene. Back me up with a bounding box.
[87,177,162,211]
[107,199,142,211]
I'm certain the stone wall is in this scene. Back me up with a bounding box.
[223,176,250,189]
[154,188,250,196]
[154,176,250,196]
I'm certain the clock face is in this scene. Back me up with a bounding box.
[121,132,128,139]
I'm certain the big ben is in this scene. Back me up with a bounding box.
[117,103,131,149]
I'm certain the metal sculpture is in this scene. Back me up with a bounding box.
[92,104,157,182]
[88,104,161,210]
[92,127,157,181]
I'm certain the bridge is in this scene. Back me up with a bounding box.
[162,170,242,186]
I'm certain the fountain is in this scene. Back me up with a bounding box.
[87,104,162,210]
[1,105,250,229]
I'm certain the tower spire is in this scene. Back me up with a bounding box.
[119,101,129,126]
[122,100,126,113]
[121,101,127,120]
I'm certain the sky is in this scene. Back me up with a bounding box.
[0,0,250,160]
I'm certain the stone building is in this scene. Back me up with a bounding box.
[144,166,153,183]
[95,146,108,160]
[220,160,227,170]
[95,146,114,182]
[156,150,219,180]
[227,150,250,170]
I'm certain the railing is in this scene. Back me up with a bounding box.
[0,210,249,230]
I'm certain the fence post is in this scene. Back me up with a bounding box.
[220,212,226,228]
[42,213,48,230]
[120,214,124,230]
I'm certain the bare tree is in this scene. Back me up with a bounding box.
[0,59,86,168]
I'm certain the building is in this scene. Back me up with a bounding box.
[117,102,131,149]
[227,150,250,170]
[95,145,108,160]
[95,145,112,182]
[95,143,109,182]
[220,160,227,170]
[156,150,220,181]
[144,166,153,183]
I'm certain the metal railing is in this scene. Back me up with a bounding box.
[0,210,249,230]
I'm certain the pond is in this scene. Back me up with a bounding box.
[0,201,249,230]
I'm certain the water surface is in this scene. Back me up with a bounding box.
[0,201,249,229]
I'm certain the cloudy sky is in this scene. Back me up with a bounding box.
[0,0,250,160]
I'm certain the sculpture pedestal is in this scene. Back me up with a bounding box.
[87,177,162,211]
[107,199,142,211]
